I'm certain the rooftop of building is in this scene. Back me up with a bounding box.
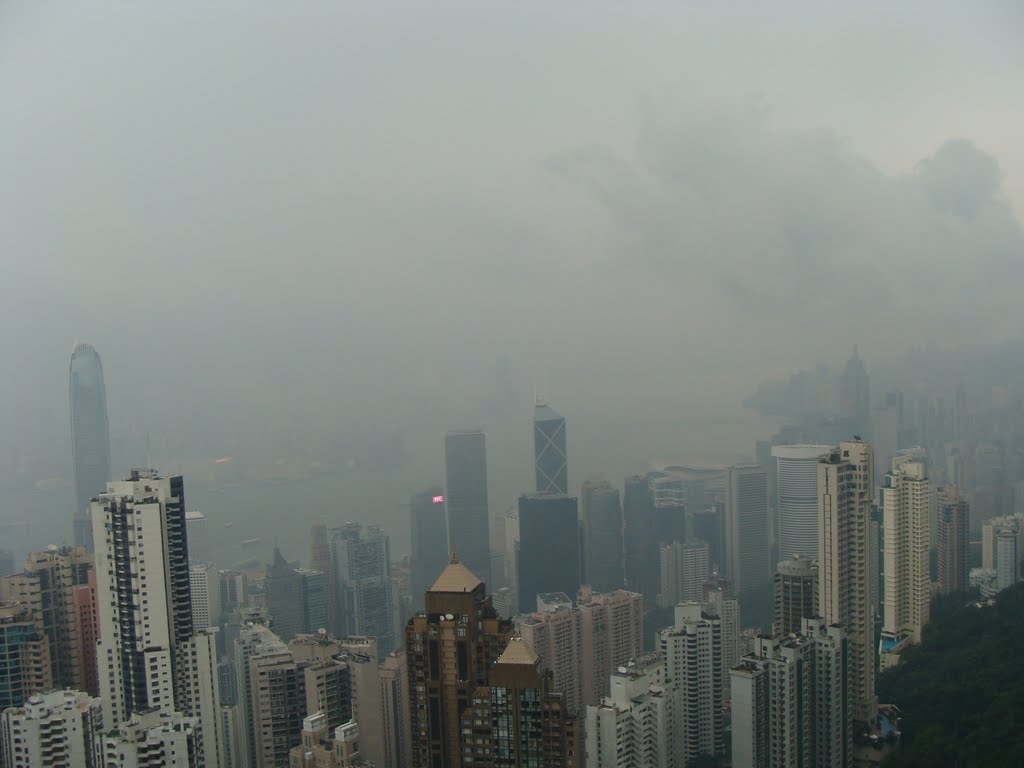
[429,554,482,593]
[496,635,539,666]
[771,444,833,460]
[534,403,563,422]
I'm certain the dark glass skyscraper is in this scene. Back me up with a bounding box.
[623,474,654,598]
[581,481,624,593]
[839,346,871,439]
[265,547,303,641]
[69,342,111,551]
[534,403,567,494]
[409,485,449,607]
[444,430,490,585]
[516,494,580,613]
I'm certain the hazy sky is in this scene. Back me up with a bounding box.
[2,2,1023,501]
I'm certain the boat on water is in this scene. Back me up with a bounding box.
[240,537,262,547]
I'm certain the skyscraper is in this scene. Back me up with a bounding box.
[265,548,304,642]
[0,546,94,691]
[995,522,1020,590]
[534,402,568,495]
[185,511,207,564]
[69,342,111,551]
[233,620,283,768]
[409,486,449,606]
[91,470,222,768]
[74,570,99,696]
[91,470,192,727]
[657,539,710,607]
[586,655,676,767]
[333,637,381,764]
[331,524,399,653]
[218,570,248,620]
[0,689,102,768]
[459,636,580,767]
[406,556,512,768]
[936,487,969,594]
[773,555,816,637]
[580,481,624,592]
[818,441,876,728]
[444,430,491,584]
[730,617,850,768]
[880,456,932,665]
[518,593,583,715]
[648,471,689,548]
[705,585,741,700]
[659,602,725,764]
[690,502,725,574]
[0,602,52,710]
[189,562,222,632]
[623,474,656,598]
[379,651,412,768]
[726,465,770,595]
[247,639,308,767]
[298,569,328,634]
[96,710,200,768]
[516,494,580,613]
[289,715,372,768]
[309,524,336,632]
[839,347,871,439]
[772,445,831,562]
[290,634,355,733]
[576,587,644,710]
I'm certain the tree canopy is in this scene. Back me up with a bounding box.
[877,584,1024,767]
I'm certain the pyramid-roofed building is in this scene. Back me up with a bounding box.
[429,554,483,594]
[496,634,540,667]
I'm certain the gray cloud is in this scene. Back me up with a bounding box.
[550,91,1024,344]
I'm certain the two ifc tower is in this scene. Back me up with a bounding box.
[69,342,111,551]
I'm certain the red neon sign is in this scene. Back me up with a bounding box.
[432,495,445,504]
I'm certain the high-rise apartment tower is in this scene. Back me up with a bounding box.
[818,441,876,728]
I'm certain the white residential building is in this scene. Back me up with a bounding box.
[730,617,849,768]
[95,710,199,768]
[659,602,724,764]
[818,442,876,727]
[189,563,222,633]
[0,689,102,768]
[880,456,932,668]
[91,471,192,729]
[585,654,675,768]
[705,585,740,699]
[657,540,710,608]
[185,511,207,564]
[92,471,223,768]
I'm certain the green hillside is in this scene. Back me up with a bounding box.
[877,584,1024,767]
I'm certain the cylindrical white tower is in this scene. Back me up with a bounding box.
[772,445,831,563]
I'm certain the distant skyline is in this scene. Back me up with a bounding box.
[2,3,1023,563]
